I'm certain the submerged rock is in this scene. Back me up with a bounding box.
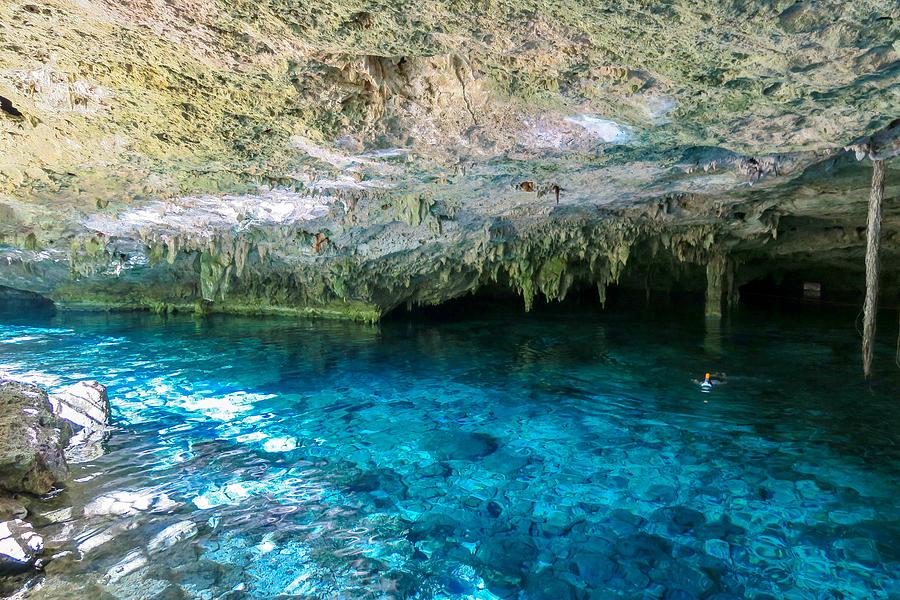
[49,381,109,433]
[104,548,148,584]
[421,430,499,461]
[63,428,108,464]
[0,380,69,495]
[0,497,27,521]
[49,380,111,464]
[84,490,178,518]
[147,520,198,554]
[0,519,43,574]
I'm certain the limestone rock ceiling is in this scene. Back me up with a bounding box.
[0,0,898,317]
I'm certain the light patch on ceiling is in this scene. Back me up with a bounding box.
[565,115,631,143]
[305,175,397,192]
[640,95,677,124]
[82,190,335,239]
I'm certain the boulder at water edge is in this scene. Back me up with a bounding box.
[49,381,110,432]
[50,380,111,463]
[0,519,43,574]
[0,380,69,495]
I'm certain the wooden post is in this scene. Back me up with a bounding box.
[862,160,885,378]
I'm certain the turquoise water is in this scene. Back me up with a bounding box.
[0,294,898,599]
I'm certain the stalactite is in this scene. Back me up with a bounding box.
[862,159,885,379]
[165,237,178,265]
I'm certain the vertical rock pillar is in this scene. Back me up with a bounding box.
[705,254,727,319]
[725,259,739,309]
[862,160,885,379]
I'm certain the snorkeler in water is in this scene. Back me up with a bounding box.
[693,372,727,390]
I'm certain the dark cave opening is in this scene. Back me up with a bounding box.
[0,286,54,314]
[0,95,23,118]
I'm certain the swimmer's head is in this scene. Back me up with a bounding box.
[705,373,711,380]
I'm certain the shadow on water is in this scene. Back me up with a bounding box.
[0,286,898,598]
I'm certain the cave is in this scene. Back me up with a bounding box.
[0,2,898,598]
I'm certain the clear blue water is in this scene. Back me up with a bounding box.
[0,294,898,599]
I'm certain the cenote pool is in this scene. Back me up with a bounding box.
[0,294,898,599]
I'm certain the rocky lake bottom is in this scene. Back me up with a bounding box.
[0,293,898,599]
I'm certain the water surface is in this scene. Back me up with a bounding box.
[0,294,898,599]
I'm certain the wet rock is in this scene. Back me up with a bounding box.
[446,563,478,594]
[0,497,28,521]
[476,535,538,576]
[105,548,148,583]
[621,562,651,589]
[408,511,463,542]
[524,570,575,600]
[0,380,69,495]
[103,566,173,600]
[696,515,745,541]
[651,560,712,598]
[608,508,646,536]
[76,525,118,554]
[540,509,583,537]
[147,520,198,554]
[481,447,530,474]
[704,538,731,562]
[37,506,73,525]
[614,533,671,563]
[421,430,499,461]
[642,484,678,504]
[664,589,699,600]
[571,552,617,587]
[49,380,109,432]
[84,490,178,517]
[0,519,43,574]
[64,427,108,464]
[345,470,381,493]
[651,506,707,535]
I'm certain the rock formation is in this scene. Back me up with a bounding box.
[48,381,109,432]
[0,519,43,574]
[0,378,110,577]
[0,381,69,496]
[0,1,897,356]
[49,380,111,463]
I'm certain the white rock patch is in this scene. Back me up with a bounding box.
[147,520,198,554]
[0,520,43,565]
[82,190,336,240]
[565,115,631,143]
[76,527,116,554]
[104,548,147,583]
[84,490,177,517]
[49,380,109,431]
[192,481,267,510]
